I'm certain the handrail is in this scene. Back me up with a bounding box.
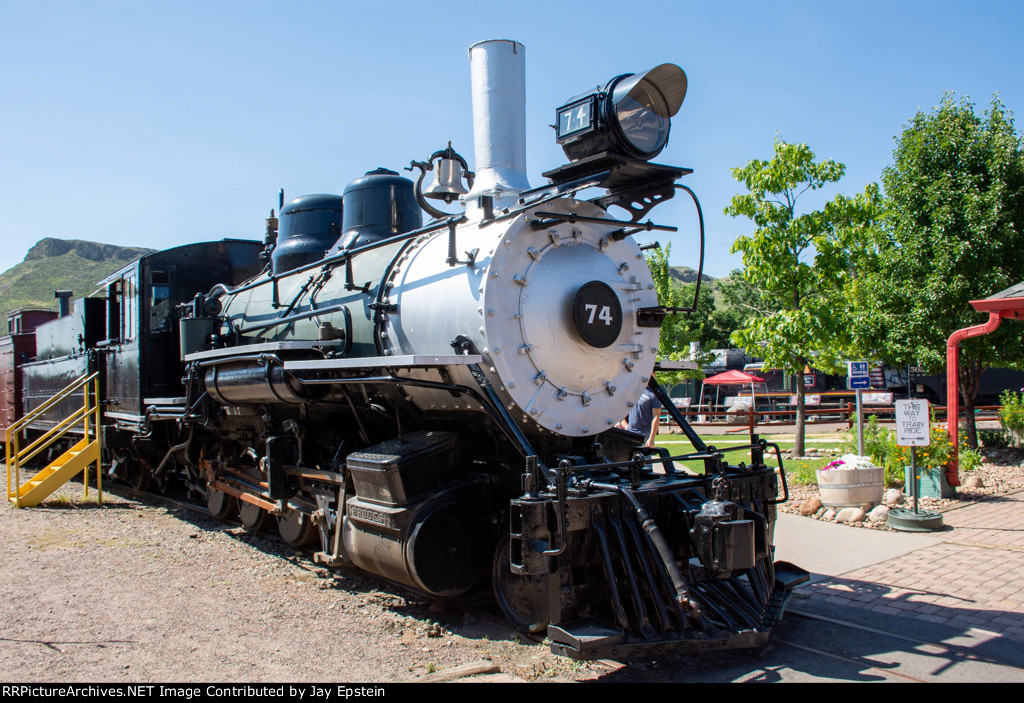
[7,372,99,435]
[6,372,102,507]
[15,404,93,466]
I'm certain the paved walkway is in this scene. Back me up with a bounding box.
[776,490,1024,647]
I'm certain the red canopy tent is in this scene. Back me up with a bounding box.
[703,370,767,385]
[698,370,771,416]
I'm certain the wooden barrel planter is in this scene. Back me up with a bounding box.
[816,467,884,509]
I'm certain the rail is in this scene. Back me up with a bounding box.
[5,372,103,507]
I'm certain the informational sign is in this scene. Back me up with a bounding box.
[863,392,894,405]
[895,399,931,446]
[848,360,871,389]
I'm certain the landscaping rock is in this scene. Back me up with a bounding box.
[799,496,822,516]
[884,488,905,506]
[868,505,889,522]
[835,507,866,523]
[780,453,1024,531]
[965,475,985,489]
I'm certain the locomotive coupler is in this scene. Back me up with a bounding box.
[690,496,757,579]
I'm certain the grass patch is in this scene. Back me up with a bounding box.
[655,432,845,478]
[787,459,826,485]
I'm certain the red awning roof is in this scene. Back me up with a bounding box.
[969,281,1024,319]
[702,369,767,385]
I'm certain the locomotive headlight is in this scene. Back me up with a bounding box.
[555,64,687,162]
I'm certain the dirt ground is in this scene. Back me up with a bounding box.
[0,472,615,683]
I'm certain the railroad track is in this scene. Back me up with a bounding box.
[778,608,1024,683]
[93,479,1024,682]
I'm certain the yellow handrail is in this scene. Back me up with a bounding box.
[6,371,99,435]
[6,372,103,507]
[15,404,93,466]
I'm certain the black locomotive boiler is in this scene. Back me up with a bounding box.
[6,41,805,660]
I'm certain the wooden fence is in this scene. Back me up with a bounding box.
[660,403,1002,433]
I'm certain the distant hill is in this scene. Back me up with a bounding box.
[0,238,153,320]
[669,266,716,284]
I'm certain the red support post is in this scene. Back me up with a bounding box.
[946,312,1002,486]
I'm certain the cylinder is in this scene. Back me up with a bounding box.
[343,497,485,596]
[465,40,530,207]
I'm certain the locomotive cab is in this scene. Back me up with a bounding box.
[98,240,264,425]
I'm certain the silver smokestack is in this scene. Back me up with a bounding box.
[465,40,530,208]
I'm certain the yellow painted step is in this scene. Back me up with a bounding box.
[12,439,100,507]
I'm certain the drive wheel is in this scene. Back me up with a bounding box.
[492,533,550,633]
[207,487,238,521]
[127,460,152,492]
[277,506,317,547]
[239,499,274,533]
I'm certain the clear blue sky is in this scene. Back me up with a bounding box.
[2,1,1022,280]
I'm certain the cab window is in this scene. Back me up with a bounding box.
[150,271,171,333]
[121,272,137,341]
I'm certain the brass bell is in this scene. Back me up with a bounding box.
[424,157,470,202]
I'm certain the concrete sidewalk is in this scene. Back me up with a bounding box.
[775,490,1024,646]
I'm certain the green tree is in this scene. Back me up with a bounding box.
[852,94,1024,448]
[708,268,761,345]
[646,244,716,387]
[726,138,880,456]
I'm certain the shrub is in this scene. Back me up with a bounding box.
[999,390,1024,441]
[979,428,1012,448]
[883,463,905,488]
[959,446,983,472]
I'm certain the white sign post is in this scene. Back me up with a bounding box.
[885,387,944,532]
[895,399,930,446]
[895,398,930,512]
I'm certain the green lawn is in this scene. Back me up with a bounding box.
[653,432,851,484]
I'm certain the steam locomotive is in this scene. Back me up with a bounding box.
[4,41,805,660]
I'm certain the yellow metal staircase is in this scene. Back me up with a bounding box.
[5,372,103,508]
